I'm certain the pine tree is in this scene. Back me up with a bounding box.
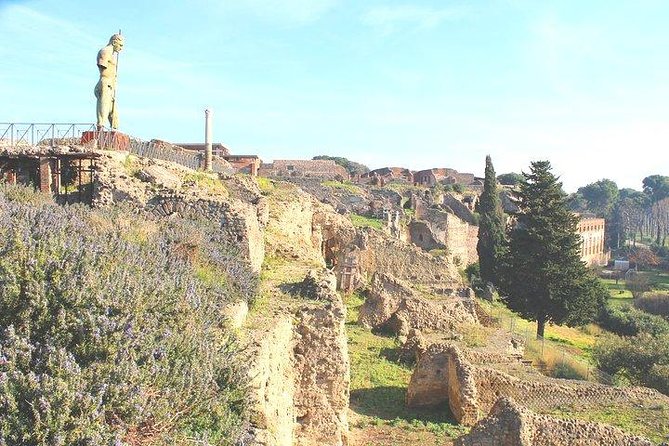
[498,161,607,339]
[476,155,506,285]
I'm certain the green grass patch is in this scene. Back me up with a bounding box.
[350,214,384,230]
[345,292,467,439]
[321,180,363,194]
[477,300,598,364]
[183,172,228,196]
[255,176,275,193]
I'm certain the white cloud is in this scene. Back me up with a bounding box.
[361,4,468,35]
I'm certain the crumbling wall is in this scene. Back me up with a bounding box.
[471,366,667,417]
[93,152,267,272]
[455,397,654,446]
[409,201,478,266]
[293,272,349,446]
[406,344,479,425]
[347,229,463,288]
[358,273,477,336]
[244,316,296,446]
[406,343,669,427]
[244,271,350,446]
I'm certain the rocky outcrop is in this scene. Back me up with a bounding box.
[358,273,478,336]
[455,397,654,446]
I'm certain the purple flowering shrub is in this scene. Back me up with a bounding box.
[0,186,254,445]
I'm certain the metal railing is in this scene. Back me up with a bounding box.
[0,123,97,147]
[0,122,235,175]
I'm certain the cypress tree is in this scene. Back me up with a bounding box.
[476,155,506,285]
[498,161,607,339]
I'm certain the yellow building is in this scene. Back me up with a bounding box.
[576,216,610,266]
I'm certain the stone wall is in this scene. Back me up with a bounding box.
[342,229,463,290]
[456,397,654,446]
[406,344,479,425]
[93,152,266,272]
[293,272,350,446]
[260,160,349,180]
[244,316,296,446]
[410,205,477,266]
[406,343,669,427]
[358,273,478,336]
[243,271,350,446]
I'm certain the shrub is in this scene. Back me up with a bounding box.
[634,293,669,319]
[597,304,669,337]
[593,333,669,395]
[0,189,251,444]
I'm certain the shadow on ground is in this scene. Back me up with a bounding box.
[350,386,457,424]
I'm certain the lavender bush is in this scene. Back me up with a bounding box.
[0,186,254,445]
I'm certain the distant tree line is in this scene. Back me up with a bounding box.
[568,175,669,248]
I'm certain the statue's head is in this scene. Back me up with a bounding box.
[108,34,124,52]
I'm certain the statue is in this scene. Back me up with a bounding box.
[94,33,124,130]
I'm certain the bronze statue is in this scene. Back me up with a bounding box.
[94,33,124,130]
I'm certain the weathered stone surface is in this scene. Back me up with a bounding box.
[92,152,266,272]
[243,315,296,446]
[294,295,350,445]
[406,344,480,426]
[137,164,182,189]
[407,343,669,427]
[243,270,350,446]
[455,397,654,446]
[358,273,478,336]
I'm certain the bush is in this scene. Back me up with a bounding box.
[597,304,669,337]
[634,293,669,319]
[0,189,252,444]
[593,333,669,395]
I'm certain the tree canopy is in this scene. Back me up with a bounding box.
[312,155,369,177]
[477,155,506,286]
[643,175,669,203]
[497,172,524,186]
[498,161,607,338]
[576,179,619,217]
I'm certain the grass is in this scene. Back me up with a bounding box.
[601,269,669,307]
[545,404,669,444]
[255,176,275,194]
[183,172,228,196]
[477,299,599,370]
[321,180,363,194]
[350,214,385,230]
[345,292,468,444]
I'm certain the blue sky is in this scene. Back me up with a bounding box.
[1,0,668,191]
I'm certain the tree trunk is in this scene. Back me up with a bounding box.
[537,316,546,340]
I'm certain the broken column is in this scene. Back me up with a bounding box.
[204,108,213,171]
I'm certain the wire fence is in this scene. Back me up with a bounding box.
[487,308,616,385]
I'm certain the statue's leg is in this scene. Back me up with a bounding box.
[95,81,105,129]
[98,84,113,130]
[110,98,119,129]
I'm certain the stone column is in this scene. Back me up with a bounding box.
[38,157,52,193]
[204,108,213,171]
